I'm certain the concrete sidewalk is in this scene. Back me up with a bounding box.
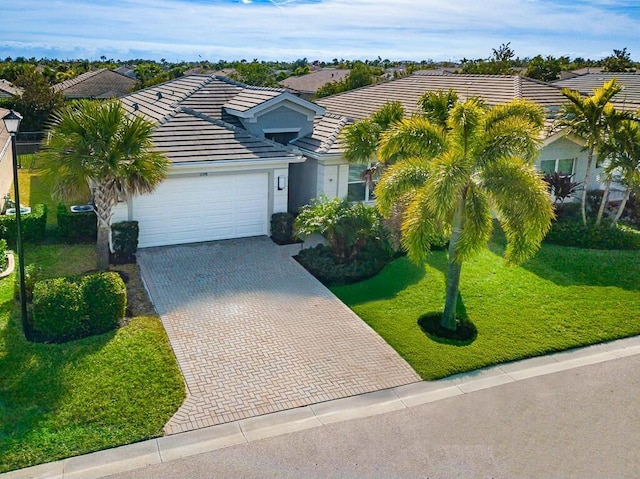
[4,335,640,479]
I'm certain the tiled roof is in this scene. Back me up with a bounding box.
[291,113,348,155]
[0,79,23,98]
[53,69,136,98]
[223,87,286,113]
[152,110,295,163]
[280,69,350,94]
[315,74,566,121]
[118,75,300,164]
[552,73,640,111]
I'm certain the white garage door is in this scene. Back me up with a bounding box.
[134,172,269,248]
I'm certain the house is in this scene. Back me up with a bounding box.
[280,68,350,100]
[289,73,597,208]
[111,75,323,248]
[53,69,136,99]
[0,108,16,203]
[110,73,596,249]
[0,79,23,99]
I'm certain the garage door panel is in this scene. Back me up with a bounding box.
[133,172,269,247]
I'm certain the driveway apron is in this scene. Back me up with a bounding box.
[137,237,420,434]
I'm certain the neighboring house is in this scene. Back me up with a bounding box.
[0,79,23,99]
[109,73,598,249]
[53,69,136,99]
[111,75,323,248]
[0,108,16,204]
[280,69,350,100]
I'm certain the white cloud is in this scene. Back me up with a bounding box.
[1,0,639,61]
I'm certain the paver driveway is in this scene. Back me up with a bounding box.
[138,237,420,434]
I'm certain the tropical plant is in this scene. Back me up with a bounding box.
[599,118,640,225]
[558,79,622,225]
[294,196,382,264]
[374,98,554,331]
[40,99,169,270]
[543,172,582,206]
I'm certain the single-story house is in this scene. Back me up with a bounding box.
[110,73,598,248]
[53,69,136,99]
[280,68,351,100]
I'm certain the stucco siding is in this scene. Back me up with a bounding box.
[273,168,288,213]
[538,138,601,190]
[241,105,313,139]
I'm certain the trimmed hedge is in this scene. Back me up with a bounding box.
[14,263,42,302]
[295,240,392,286]
[544,219,640,250]
[0,204,47,244]
[111,221,139,264]
[270,212,297,245]
[57,204,97,243]
[30,272,127,343]
[0,239,6,271]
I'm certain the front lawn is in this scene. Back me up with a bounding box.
[0,245,185,473]
[332,240,640,380]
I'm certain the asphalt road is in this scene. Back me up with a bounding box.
[106,354,640,479]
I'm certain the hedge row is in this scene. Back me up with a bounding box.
[544,219,640,250]
[57,204,97,243]
[30,272,127,343]
[0,204,47,244]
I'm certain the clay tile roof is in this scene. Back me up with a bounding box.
[280,69,351,94]
[53,69,137,98]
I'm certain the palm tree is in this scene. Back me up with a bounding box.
[41,99,169,270]
[601,118,640,225]
[374,98,554,331]
[558,79,622,225]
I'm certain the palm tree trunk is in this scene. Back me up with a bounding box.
[595,176,612,226]
[441,199,464,331]
[97,224,110,271]
[580,148,594,226]
[613,188,632,225]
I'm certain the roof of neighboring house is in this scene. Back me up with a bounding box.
[53,69,137,98]
[314,74,566,122]
[552,72,640,111]
[280,69,350,94]
[119,75,305,164]
[292,73,570,155]
[0,79,23,98]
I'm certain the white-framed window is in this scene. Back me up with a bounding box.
[347,163,376,202]
[540,158,575,176]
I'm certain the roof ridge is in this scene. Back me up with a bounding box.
[319,115,350,153]
[513,75,523,98]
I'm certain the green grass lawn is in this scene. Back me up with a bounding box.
[332,239,640,380]
[16,165,60,228]
[0,245,185,473]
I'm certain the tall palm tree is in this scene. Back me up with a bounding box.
[41,99,169,270]
[375,98,554,330]
[558,79,622,225]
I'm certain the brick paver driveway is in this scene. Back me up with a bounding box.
[138,237,420,434]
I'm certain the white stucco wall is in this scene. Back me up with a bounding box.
[273,168,288,213]
[538,137,601,190]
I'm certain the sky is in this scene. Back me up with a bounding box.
[3,0,640,63]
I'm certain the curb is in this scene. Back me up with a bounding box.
[4,335,640,479]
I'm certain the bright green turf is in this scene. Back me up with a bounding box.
[332,240,640,380]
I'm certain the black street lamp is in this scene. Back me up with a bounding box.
[3,110,27,326]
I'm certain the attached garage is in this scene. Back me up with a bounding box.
[133,172,269,248]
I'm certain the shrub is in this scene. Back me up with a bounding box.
[296,240,392,286]
[31,277,85,343]
[82,272,127,335]
[0,204,47,244]
[270,212,297,245]
[0,239,6,271]
[30,272,127,343]
[14,263,43,302]
[544,219,640,250]
[295,197,383,263]
[111,221,139,264]
[57,204,97,243]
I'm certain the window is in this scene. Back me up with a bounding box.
[264,131,298,145]
[347,163,376,202]
[540,158,575,176]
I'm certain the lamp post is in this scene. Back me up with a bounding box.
[3,110,27,326]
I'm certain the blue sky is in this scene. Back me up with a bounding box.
[3,0,640,62]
